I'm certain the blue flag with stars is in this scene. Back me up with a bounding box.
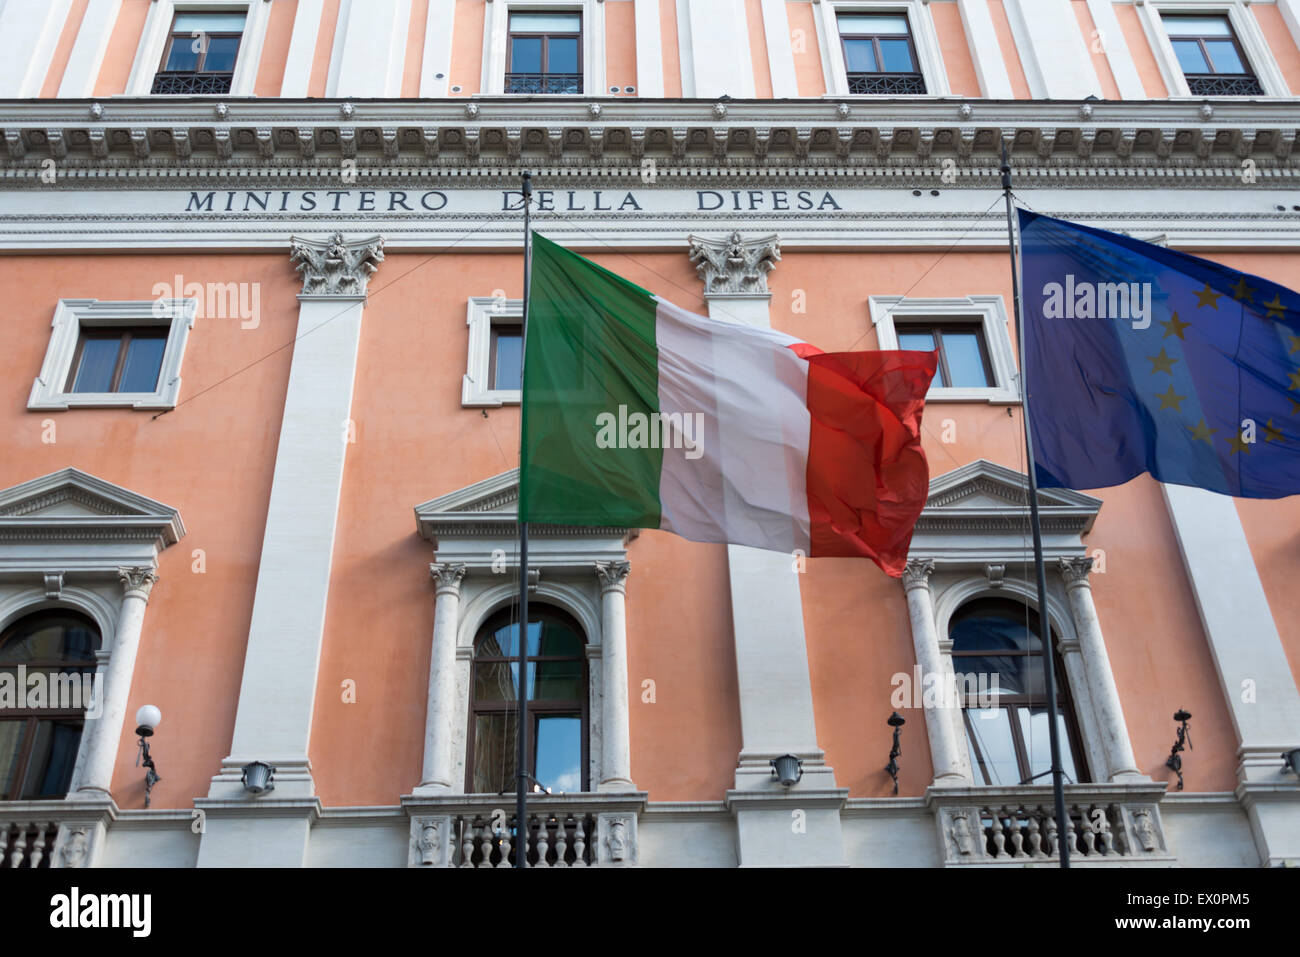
[1019,209,1300,499]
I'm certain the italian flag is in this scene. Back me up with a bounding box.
[519,234,938,577]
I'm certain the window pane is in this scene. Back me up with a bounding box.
[509,36,543,73]
[838,14,910,34]
[474,659,521,701]
[954,654,1034,696]
[546,36,580,74]
[1204,39,1246,74]
[535,714,581,792]
[119,335,167,393]
[71,338,120,393]
[472,713,517,793]
[20,720,82,799]
[1162,15,1232,37]
[537,620,582,657]
[509,12,581,31]
[203,35,241,73]
[0,720,25,798]
[897,329,936,351]
[163,39,201,72]
[1018,706,1079,784]
[534,658,583,700]
[940,329,992,387]
[964,708,1020,785]
[0,614,99,663]
[951,603,1042,653]
[492,328,523,390]
[878,38,915,73]
[173,12,247,31]
[842,38,877,73]
[1171,39,1210,74]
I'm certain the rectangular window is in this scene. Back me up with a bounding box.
[152,10,247,94]
[505,11,582,94]
[837,13,926,94]
[490,324,524,392]
[896,322,994,389]
[66,328,169,395]
[1161,13,1263,96]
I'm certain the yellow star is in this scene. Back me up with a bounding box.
[1156,384,1187,411]
[1147,348,1178,375]
[1289,334,1300,356]
[1289,369,1300,392]
[1187,418,1218,445]
[1264,419,1284,443]
[1195,283,1221,309]
[1226,431,1253,455]
[1265,294,1287,320]
[1292,398,1300,415]
[1231,276,1256,303]
[1161,312,1191,339]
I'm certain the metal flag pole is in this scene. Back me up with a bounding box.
[1001,144,1070,868]
[515,170,533,869]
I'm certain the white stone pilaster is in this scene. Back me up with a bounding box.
[595,561,633,791]
[1085,0,1146,99]
[414,563,466,795]
[1002,0,1103,99]
[68,567,157,799]
[684,0,755,99]
[1058,557,1143,782]
[281,0,325,97]
[420,0,457,96]
[58,0,123,98]
[902,559,968,786]
[956,0,1013,99]
[760,0,798,97]
[0,0,73,98]
[634,0,665,97]
[334,0,410,98]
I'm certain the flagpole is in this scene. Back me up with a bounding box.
[515,170,533,869]
[1001,145,1070,868]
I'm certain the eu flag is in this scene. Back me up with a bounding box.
[1019,209,1300,498]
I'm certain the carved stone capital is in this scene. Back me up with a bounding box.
[289,232,385,297]
[687,232,780,296]
[901,558,935,592]
[117,566,158,599]
[595,560,631,594]
[429,562,467,597]
[1058,556,1095,590]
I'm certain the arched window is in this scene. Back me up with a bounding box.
[950,599,1088,786]
[0,610,101,800]
[467,606,587,794]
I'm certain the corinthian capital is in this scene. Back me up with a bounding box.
[429,562,467,596]
[687,232,780,296]
[901,558,935,592]
[290,232,385,297]
[117,566,158,599]
[595,560,631,594]
[1058,556,1095,589]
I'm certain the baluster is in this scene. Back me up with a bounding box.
[459,819,474,868]
[534,817,550,868]
[554,816,569,867]
[573,816,589,867]
[1044,813,1058,859]
[10,825,29,869]
[1079,806,1097,856]
[478,821,495,868]
[496,819,513,869]
[1008,810,1026,858]
[1096,806,1114,855]
[28,825,49,869]
[988,809,1006,858]
[0,823,10,868]
[1026,815,1045,858]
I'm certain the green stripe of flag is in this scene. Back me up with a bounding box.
[519,233,664,527]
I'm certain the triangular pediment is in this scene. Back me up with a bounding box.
[925,459,1103,513]
[415,468,520,519]
[0,468,185,546]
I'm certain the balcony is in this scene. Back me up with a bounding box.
[150,72,234,95]
[1184,74,1265,96]
[504,73,582,95]
[847,72,926,95]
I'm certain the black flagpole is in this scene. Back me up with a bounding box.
[515,171,533,869]
[1001,145,1070,868]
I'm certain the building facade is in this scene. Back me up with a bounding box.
[0,0,1299,868]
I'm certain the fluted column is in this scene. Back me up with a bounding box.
[415,563,466,794]
[69,567,157,799]
[1058,557,1142,780]
[595,561,633,791]
[902,559,967,786]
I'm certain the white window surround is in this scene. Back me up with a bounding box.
[816,0,951,97]
[869,295,1019,404]
[1135,0,1292,97]
[480,0,606,96]
[28,299,197,412]
[462,296,522,408]
[123,0,273,97]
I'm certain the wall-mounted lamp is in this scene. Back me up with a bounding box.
[1282,748,1300,777]
[241,761,276,794]
[134,705,161,808]
[770,754,803,788]
[885,711,906,795]
[1165,709,1192,790]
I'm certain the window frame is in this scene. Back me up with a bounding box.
[465,605,590,795]
[152,12,247,95]
[28,299,197,411]
[482,1,604,96]
[463,296,523,407]
[126,0,271,97]
[1137,0,1290,98]
[817,0,949,98]
[895,321,997,391]
[869,296,1020,404]
[836,12,927,94]
[65,326,171,396]
[505,11,584,94]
